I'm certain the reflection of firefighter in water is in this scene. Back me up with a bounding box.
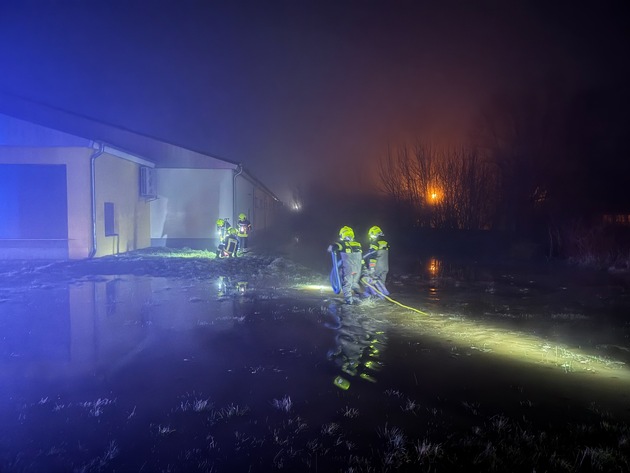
[217,227,240,258]
[217,276,248,298]
[324,302,386,390]
[237,213,252,253]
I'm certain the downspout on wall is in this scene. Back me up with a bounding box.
[232,163,243,223]
[88,142,105,258]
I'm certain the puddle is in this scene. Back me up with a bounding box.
[1,264,630,472]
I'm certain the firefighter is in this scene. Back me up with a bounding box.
[363,225,390,295]
[216,218,231,246]
[217,227,240,258]
[328,226,366,305]
[236,213,252,253]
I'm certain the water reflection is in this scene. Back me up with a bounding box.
[427,286,440,303]
[426,257,441,302]
[0,277,352,472]
[427,257,441,278]
[0,288,71,362]
[2,266,630,471]
[324,301,387,390]
[0,276,250,384]
[391,307,630,376]
[216,276,248,299]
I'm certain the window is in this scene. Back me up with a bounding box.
[104,202,117,236]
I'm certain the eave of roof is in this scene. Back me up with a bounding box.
[0,91,238,170]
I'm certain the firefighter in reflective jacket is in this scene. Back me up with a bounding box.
[363,226,390,293]
[217,227,240,258]
[216,218,231,245]
[237,213,252,252]
[328,226,365,305]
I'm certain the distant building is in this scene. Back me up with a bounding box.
[0,93,281,259]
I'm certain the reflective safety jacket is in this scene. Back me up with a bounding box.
[219,235,240,258]
[217,221,231,243]
[237,218,252,238]
[364,239,390,280]
[332,240,364,275]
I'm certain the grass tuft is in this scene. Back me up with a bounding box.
[272,395,293,413]
[341,406,360,418]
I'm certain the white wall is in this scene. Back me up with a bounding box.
[94,153,151,256]
[234,174,255,225]
[151,168,233,241]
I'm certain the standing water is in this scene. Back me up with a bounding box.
[1,254,629,472]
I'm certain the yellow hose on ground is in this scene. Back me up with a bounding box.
[361,278,430,316]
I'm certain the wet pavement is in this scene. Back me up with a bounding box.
[1,255,630,472]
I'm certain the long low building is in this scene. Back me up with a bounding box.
[0,93,281,259]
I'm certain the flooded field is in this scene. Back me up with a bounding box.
[1,255,630,472]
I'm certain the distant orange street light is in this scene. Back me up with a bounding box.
[428,188,440,204]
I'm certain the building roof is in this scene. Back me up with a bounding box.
[0,91,238,170]
[0,91,281,202]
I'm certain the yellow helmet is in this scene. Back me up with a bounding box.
[216,218,225,227]
[239,213,247,220]
[339,226,354,241]
[228,227,237,235]
[368,226,383,239]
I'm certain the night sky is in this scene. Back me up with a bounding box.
[1,0,628,203]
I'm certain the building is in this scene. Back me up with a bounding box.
[0,93,281,259]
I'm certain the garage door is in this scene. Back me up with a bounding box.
[0,163,68,239]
